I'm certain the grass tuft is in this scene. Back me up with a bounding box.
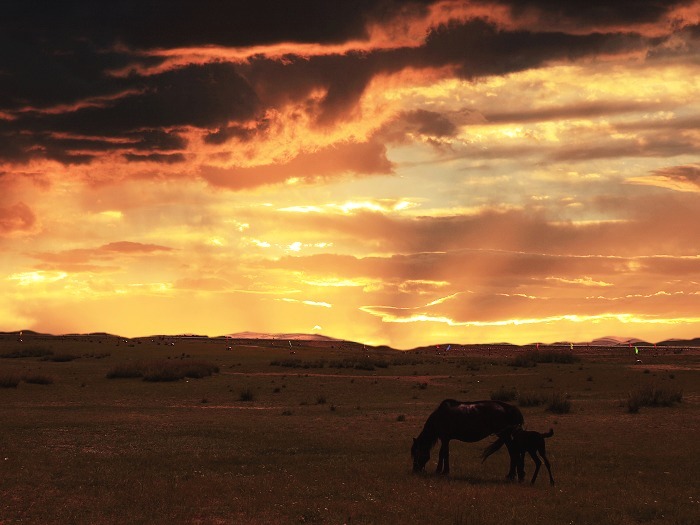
[106,360,219,381]
[518,390,548,407]
[547,392,572,414]
[626,383,683,413]
[0,374,21,388]
[239,388,255,402]
[490,385,517,402]
[509,350,580,367]
[22,374,54,385]
[1,346,53,359]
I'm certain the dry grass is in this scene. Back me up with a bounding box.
[106,359,219,381]
[1,335,699,524]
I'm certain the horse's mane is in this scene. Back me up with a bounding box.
[416,404,443,450]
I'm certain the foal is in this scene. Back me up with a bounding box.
[512,427,555,485]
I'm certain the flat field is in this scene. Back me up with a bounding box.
[1,335,699,524]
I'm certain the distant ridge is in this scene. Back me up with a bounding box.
[588,336,653,347]
[224,331,342,342]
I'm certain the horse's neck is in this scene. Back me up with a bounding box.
[418,418,439,446]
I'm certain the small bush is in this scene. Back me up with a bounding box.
[0,374,21,388]
[23,374,54,385]
[142,365,181,382]
[316,395,327,405]
[518,391,548,407]
[45,354,80,362]
[626,383,683,412]
[396,414,406,422]
[106,359,218,381]
[490,386,517,402]
[106,363,143,379]
[547,393,571,414]
[239,388,255,402]
[509,350,579,368]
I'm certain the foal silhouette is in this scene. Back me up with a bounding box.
[483,427,555,485]
[411,399,524,479]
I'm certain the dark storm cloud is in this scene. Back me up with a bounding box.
[2,63,258,164]
[240,18,654,125]
[482,0,693,26]
[0,0,680,169]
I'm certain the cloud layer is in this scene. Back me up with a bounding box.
[2,0,700,347]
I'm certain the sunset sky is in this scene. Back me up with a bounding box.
[2,1,700,348]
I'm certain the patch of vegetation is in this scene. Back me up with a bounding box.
[1,346,53,359]
[518,390,548,407]
[0,374,21,388]
[547,392,572,414]
[22,374,54,385]
[316,395,327,405]
[43,354,80,362]
[509,350,580,368]
[269,358,327,369]
[626,383,683,413]
[106,360,219,382]
[239,388,255,402]
[490,385,517,402]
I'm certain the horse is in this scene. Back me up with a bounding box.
[509,427,555,485]
[411,398,525,479]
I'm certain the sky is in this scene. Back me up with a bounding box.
[2,0,700,348]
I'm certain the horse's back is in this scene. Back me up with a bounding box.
[432,399,523,442]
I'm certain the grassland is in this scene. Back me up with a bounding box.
[1,334,699,524]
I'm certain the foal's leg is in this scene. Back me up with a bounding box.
[437,439,450,475]
[540,451,554,485]
[504,438,519,481]
[528,450,542,484]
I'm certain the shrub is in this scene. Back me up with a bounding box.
[316,395,327,405]
[239,388,255,402]
[106,359,218,381]
[1,347,53,359]
[547,393,572,414]
[509,350,580,368]
[142,364,181,382]
[396,414,406,422]
[45,354,80,362]
[518,391,548,407]
[490,385,517,402]
[626,383,683,412]
[106,363,144,379]
[23,374,54,385]
[0,374,21,388]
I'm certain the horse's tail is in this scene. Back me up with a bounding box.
[481,438,505,462]
[482,423,522,462]
[542,428,554,439]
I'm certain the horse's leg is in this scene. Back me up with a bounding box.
[541,452,554,485]
[437,439,450,475]
[529,450,542,484]
[518,452,526,483]
[504,438,519,481]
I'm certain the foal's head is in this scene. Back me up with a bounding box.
[411,437,430,473]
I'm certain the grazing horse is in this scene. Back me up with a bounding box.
[411,399,525,479]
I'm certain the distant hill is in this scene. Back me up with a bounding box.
[657,337,700,347]
[588,336,654,347]
[224,332,342,342]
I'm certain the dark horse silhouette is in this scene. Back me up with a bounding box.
[411,399,524,479]
[511,427,555,485]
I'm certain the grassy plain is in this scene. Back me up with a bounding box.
[1,334,699,524]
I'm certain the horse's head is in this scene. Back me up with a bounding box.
[411,437,430,473]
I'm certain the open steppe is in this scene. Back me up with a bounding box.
[1,334,699,524]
